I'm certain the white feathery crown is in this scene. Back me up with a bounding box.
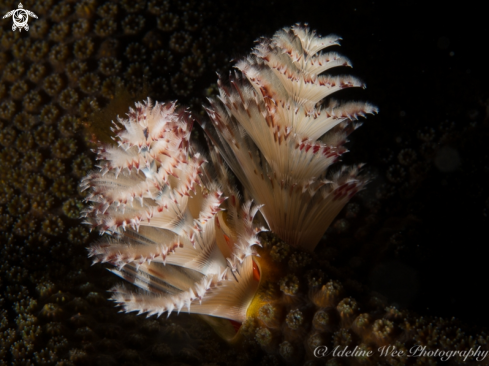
[204,24,377,251]
[81,24,376,323]
[82,99,261,322]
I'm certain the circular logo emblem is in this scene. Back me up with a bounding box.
[3,3,37,32]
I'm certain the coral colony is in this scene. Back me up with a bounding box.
[82,25,376,334]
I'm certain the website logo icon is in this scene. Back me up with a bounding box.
[3,3,37,32]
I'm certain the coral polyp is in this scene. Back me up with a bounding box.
[82,24,375,340]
